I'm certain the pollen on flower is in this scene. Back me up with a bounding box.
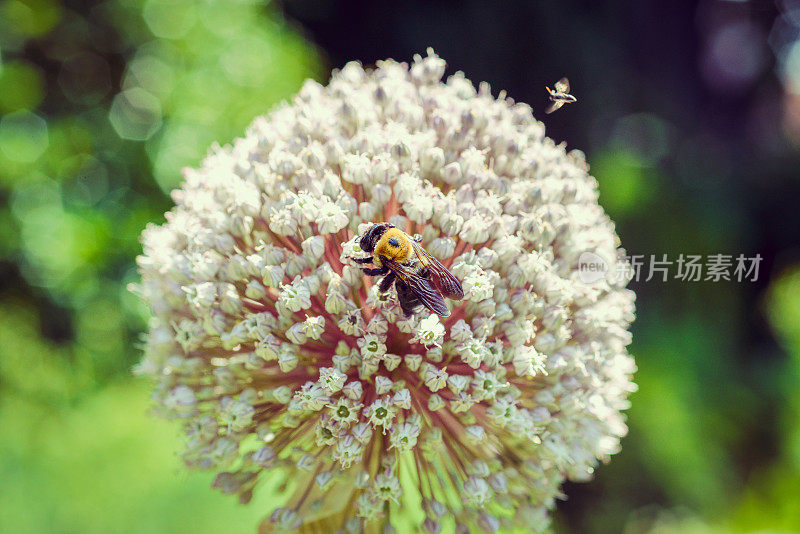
[136,49,636,533]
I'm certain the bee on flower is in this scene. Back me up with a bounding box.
[135,49,636,533]
[348,222,464,317]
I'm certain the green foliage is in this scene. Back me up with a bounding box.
[0,1,321,531]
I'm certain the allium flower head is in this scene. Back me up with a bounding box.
[135,49,636,533]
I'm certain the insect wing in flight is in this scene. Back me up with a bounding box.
[411,241,464,299]
[384,258,450,317]
[545,100,565,114]
[554,77,570,93]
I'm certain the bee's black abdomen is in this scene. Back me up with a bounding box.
[395,279,422,316]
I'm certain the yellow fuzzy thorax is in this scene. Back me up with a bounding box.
[372,228,414,266]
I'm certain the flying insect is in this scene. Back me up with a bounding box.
[349,223,464,317]
[545,77,577,114]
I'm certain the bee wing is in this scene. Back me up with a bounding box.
[554,77,570,93]
[411,241,464,299]
[545,100,565,114]
[385,258,451,317]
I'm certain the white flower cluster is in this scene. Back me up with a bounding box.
[135,49,636,533]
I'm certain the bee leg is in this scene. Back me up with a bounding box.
[349,256,374,264]
[361,266,389,276]
[378,272,396,292]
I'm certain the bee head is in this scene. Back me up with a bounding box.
[359,223,393,253]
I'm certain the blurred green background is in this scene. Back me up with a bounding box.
[1,0,799,532]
